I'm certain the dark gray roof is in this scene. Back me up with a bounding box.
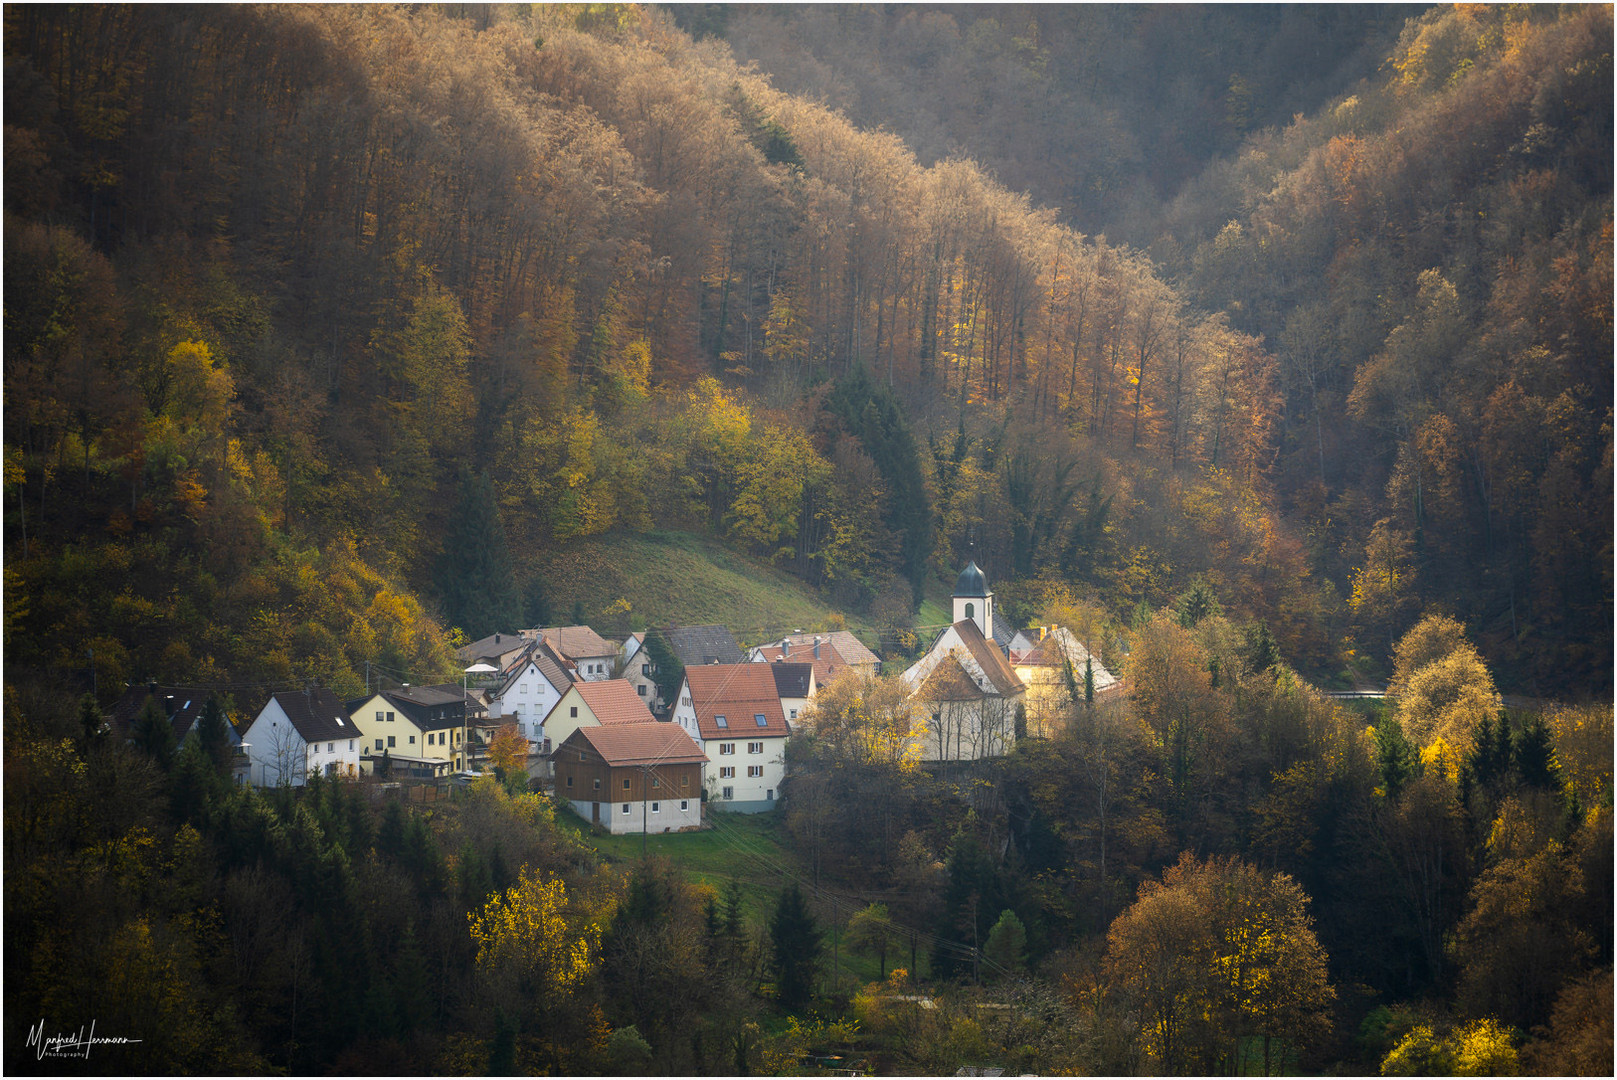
[108,685,216,743]
[381,685,467,731]
[954,559,988,598]
[769,661,813,699]
[991,610,1017,649]
[664,624,745,667]
[271,688,354,743]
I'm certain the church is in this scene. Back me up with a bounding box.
[901,560,1027,761]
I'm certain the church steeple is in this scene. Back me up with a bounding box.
[953,558,993,638]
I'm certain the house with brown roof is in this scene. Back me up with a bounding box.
[750,637,851,688]
[751,630,880,677]
[554,723,706,835]
[670,663,792,812]
[242,688,361,786]
[537,679,658,775]
[455,631,532,671]
[533,625,618,681]
[900,561,1026,761]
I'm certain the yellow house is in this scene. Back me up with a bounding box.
[347,684,472,775]
[537,679,656,774]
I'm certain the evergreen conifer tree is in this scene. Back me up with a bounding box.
[440,471,521,639]
[769,882,823,1011]
[197,697,234,774]
[134,695,177,766]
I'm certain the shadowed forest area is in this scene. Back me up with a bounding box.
[4,3,1611,1075]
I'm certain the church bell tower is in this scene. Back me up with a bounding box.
[952,559,993,639]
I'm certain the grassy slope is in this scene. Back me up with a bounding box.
[536,530,859,648]
[554,802,907,985]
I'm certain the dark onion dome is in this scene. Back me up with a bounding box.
[954,559,988,597]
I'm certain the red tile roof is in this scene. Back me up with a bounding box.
[574,679,657,726]
[683,664,791,739]
[754,641,846,686]
[573,722,707,767]
[951,619,1025,695]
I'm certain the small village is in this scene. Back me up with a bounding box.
[107,561,1121,837]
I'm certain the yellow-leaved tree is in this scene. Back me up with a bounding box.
[469,866,603,1065]
[1387,613,1498,751]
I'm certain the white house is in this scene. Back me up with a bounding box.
[671,663,791,812]
[242,688,361,786]
[487,641,573,750]
[901,560,1026,761]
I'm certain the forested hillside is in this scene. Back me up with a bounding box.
[8,2,1328,700]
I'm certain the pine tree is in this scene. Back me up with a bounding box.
[134,695,176,766]
[196,697,234,774]
[440,471,521,639]
[769,882,823,1011]
[827,366,933,604]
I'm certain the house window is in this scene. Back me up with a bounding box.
[748,765,763,778]
[715,714,728,728]
[681,696,691,706]
[621,803,630,815]
[593,778,601,790]
[375,711,384,723]
[755,713,767,726]
[719,742,735,755]
[681,775,688,787]
[790,709,798,720]
[349,740,354,752]
[409,735,416,744]
[722,786,733,800]
[624,777,631,790]
[767,789,774,801]
[680,799,689,811]
[637,685,647,696]
[375,739,384,751]
[388,736,396,749]
[566,776,574,788]
[720,766,735,779]
[965,602,975,619]
[570,706,578,718]
[651,776,660,788]
[748,742,763,754]
[642,664,651,677]
[651,802,660,814]
[387,711,395,722]
[328,742,335,753]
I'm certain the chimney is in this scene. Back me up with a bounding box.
[1039,626,1047,641]
[813,636,821,659]
[164,694,176,717]
[495,633,501,644]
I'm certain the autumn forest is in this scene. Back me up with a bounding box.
[4,3,1611,1076]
